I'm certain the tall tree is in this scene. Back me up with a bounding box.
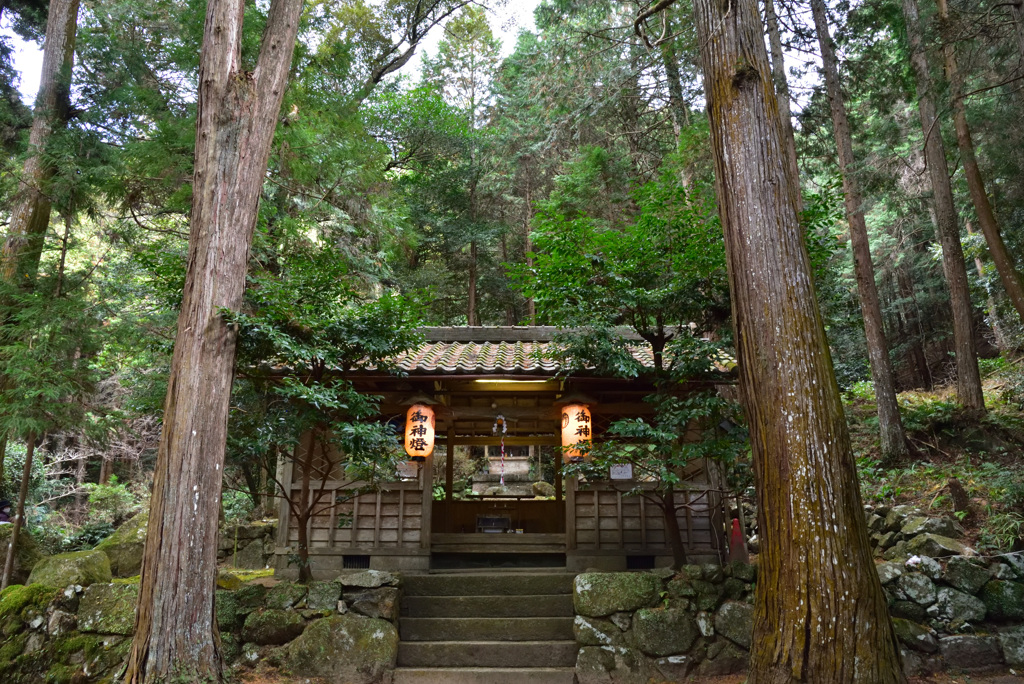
[688,0,906,679]
[423,5,501,325]
[764,0,801,209]
[0,0,79,284]
[811,0,908,463]
[936,0,1024,326]
[122,0,304,678]
[901,0,985,411]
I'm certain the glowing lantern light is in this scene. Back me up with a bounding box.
[404,404,435,461]
[561,403,592,463]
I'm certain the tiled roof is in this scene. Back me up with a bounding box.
[393,327,656,375]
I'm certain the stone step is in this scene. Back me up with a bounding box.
[403,572,575,597]
[400,616,574,642]
[393,667,577,684]
[401,593,575,618]
[397,640,578,668]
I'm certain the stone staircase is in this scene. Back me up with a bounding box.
[393,572,578,684]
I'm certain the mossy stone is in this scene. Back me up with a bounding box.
[242,608,306,645]
[285,613,398,683]
[714,600,754,649]
[633,607,699,657]
[573,615,623,646]
[978,579,1024,621]
[306,581,342,611]
[94,511,148,577]
[573,572,661,617]
[235,583,268,613]
[0,527,42,585]
[216,589,243,632]
[891,617,938,653]
[266,581,307,610]
[77,582,138,635]
[943,556,991,595]
[27,550,112,588]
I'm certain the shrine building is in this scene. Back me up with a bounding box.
[272,326,735,576]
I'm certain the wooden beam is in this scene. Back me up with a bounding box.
[450,436,561,447]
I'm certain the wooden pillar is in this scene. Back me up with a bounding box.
[445,428,455,502]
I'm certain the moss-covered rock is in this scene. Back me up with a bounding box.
[943,556,991,595]
[94,511,148,577]
[235,582,268,613]
[77,582,138,635]
[713,600,754,649]
[216,589,243,632]
[242,608,306,645]
[892,618,938,653]
[346,587,400,621]
[930,586,986,624]
[905,534,973,558]
[978,579,1024,621]
[306,580,342,611]
[266,581,307,610]
[574,615,624,646]
[285,613,398,683]
[574,572,660,617]
[27,550,111,588]
[0,583,59,637]
[0,527,42,586]
[632,607,699,657]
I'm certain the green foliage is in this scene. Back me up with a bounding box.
[61,522,117,552]
[518,148,728,337]
[82,476,143,526]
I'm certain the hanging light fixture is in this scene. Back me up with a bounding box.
[560,403,592,463]
[404,403,435,461]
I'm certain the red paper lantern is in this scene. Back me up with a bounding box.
[561,403,591,463]
[404,404,435,460]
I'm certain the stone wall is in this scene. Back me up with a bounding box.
[573,554,1024,681]
[0,569,399,684]
[573,563,756,681]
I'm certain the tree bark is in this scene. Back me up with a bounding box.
[1012,1,1024,60]
[966,221,1013,351]
[937,0,1024,326]
[811,0,908,463]
[896,262,933,389]
[660,488,687,568]
[901,0,985,412]
[1,434,34,591]
[0,0,79,285]
[689,0,905,680]
[294,430,316,583]
[123,0,304,677]
[764,0,801,212]
[468,240,478,326]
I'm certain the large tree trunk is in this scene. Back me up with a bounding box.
[689,0,905,680]
[468,241,478,326]
[937,0,1024,326]
[763,0,801,212]
[966,221,1013,351]
[660,488,687,569]
[1012,1,1024,60]
[0,0,79,284]
[901,0,985,412]
[811,0,908,463]
[896,262,933,389]
[123,0,304,678]
[1,434,34,591]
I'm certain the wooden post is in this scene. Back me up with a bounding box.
[566,476,577,550]
[421,446,433,549]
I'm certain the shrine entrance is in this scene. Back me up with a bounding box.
[273,326,730,578]
[427,378,567,563]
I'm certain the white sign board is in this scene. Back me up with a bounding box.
[609,464,633,480]
[396,461,420,480]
